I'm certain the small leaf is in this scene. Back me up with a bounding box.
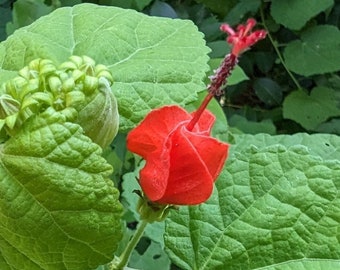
[0,109,123,269]
[284,25,340,76]
[150,0,177,18]
[253,77,282,106]
[270,0,333,30]
[283,87,340,130]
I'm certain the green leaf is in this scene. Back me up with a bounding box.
[207,41,230,58]
[150,0,177,18]
[206,58,248,86]
[0,6,11,42]
[253,77,282,106]
[165,144,340,270]
[270,0,333,30]
[99,0,153,11]
[0,109,123,270]
[0,3,210,131]
[195,0,238,17]
[283,87,340,130]
[283,25,340,76]
[257,258,340,270]
[224,0,261,25]
[315,118,340,135]
[6,0,54,36]
[231,132,340,161]
[228,114,276,135]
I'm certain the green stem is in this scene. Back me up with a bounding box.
[259,2,302,90]
[111,220,148,270]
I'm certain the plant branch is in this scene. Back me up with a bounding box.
[259,2,302,90]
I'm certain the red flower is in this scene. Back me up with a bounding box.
[220,18,267,56]
[127,105,229,205]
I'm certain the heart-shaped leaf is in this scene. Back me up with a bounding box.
[283,25,340,76]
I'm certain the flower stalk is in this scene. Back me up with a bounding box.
[186,53,238,131]
[110,220,148,270]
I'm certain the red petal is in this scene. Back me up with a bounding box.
[183,129,229,180]
[156,125,214,205]
[127,106,190,158]
[127,106,192,201]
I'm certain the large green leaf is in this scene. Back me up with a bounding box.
[283,25,340,76]
[231,132,340,161]
[258,259,340,270]
[283,87,340,130]
[0,109,123,270]
[0,3,210,131]
[270,0,333,30]
[165,143,340,269]
[99,0,153,11]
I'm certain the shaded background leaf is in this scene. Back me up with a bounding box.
[283,25,340,76]
[253,77,282,107]
[270,0,333,30]
[283,87,340,130]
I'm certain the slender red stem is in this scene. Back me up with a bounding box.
[186,93,214,131]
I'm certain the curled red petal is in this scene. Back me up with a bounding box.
[127,106,190,157]
[127,106,191,201]
[156,125,214,205]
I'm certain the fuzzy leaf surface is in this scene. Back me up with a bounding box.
[165,140,340,269]
[231,132,340,161]
[0,110,123,270]
[0,3,210,131]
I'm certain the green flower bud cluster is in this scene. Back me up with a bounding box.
[0,56,119,147]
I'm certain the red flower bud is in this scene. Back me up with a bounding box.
[127,105,229,205]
